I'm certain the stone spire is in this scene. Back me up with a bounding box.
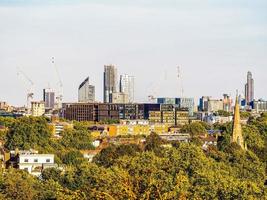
[231,92,245,149]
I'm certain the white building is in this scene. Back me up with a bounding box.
[120,74,134,103]
[18,152,55,177]
[78,77,95,103]
[31,101,45,116]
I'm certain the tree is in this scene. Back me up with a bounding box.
[181,122,207,136]
[0,168,39,200]
[62,150,86,166]
[41,167,62,182]
[5,117,52,150]
[61,129,94,150]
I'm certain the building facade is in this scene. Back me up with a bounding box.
[43,88,55,110]
[120,74,134,103]
[31,101,45,116]
[18,152,55,176]
[207,100,224,112]
[157,97,194,116]
[176,98,194,116]
[78,77,95,103]
[103,65,117,103]
[245,71,254,104]
[252,100,267,113]
[223,94,233,112]
[111,92,129,104]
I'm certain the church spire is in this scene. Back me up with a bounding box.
[231,91,245,149]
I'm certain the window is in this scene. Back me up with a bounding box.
[46,159,51,163]
[24,159,29,163]
[34,159,38,163]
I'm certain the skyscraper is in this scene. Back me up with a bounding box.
[78,77,95,103]
[43,88,55,109]
[245,71,254,104]
[120,74,134,103]
[103,65,117,103]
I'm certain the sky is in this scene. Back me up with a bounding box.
[0,0,267,106]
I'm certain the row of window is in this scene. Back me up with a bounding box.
[23,158,51,163]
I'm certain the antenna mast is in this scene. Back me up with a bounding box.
[177,66,184,97]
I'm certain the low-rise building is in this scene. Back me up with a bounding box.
[252,100,267,113]
[18,151,56,177]
[31,101,45,116]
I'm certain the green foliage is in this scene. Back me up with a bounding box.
[216,110,232,117]
[62,150,86,166]
[181,122,207,136]
[240,111,251,119]
[61,129,94,150]
[94,144,142,168]
[5,117,52,150]
[2,116,267,199]
[0,117,15,127]
[144,132,165,153]
[0,168,39,200]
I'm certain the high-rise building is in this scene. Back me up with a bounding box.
[43,88,55,109]
[245,71,254,104]
[103,65,117,103]
[120,74,134,103]
[78,77,95,103]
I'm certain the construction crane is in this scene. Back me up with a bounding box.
[17,67,34,113]
[52,57,63,109]
[177,66,184,97]
[148,95,157,103]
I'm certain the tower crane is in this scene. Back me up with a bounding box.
[52,57,63,109]
[17,67,34,113]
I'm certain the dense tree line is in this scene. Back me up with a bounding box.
[0,114,267,199]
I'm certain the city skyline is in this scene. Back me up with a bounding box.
[0,0,266,106]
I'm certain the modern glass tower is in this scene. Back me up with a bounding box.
[103,65,117,103]
[120,74,134,103]
[245,71,254,104]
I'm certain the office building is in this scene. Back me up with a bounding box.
[104,65,117,103]
[176,98,195,116]
[157,98,176,104]
[207,100,224,112]
[43,88,55,109]
[199,96,211,111]
[78,77,95,103]
[120,74,134,103]
[245,71,254,104]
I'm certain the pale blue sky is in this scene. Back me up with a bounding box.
[0,0,266,106]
